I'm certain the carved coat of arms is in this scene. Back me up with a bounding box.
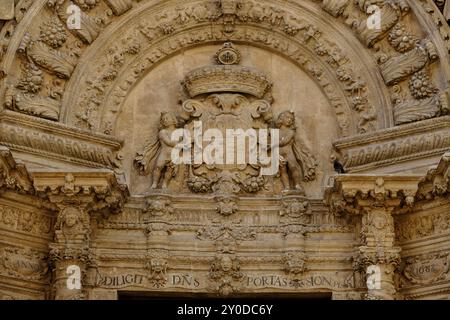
[135,43,317,195]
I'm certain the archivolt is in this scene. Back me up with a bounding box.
[1,0,448,139]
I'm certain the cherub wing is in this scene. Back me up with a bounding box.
[134,139,161,176]
[292,141,318,182]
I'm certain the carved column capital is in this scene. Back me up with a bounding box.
[326,174,422,300]
[325,175,422,216]
[30,171,128,300]
[32,171,129,215]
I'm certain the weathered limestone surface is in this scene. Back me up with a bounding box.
[0,0,14,21]
[0,0,449,300]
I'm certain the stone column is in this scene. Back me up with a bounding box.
[355,204,401,300]
[49,204,92,300]
[326,175,421,300]
[32,172,129,300]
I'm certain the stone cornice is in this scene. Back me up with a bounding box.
[0,110,123,169]
[32,170,130,215]
[325,174,423,215]
[0,146,129,214]
[417,152,450,200]
[333,116,450,172]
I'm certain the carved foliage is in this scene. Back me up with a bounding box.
[0,203,53,235]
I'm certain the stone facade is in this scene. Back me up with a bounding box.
[0,0,449,300]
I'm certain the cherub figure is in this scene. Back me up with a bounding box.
[135,112,180,189]
[275,111,318,192]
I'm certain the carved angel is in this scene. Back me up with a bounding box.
[135,112,180,189]
[275,111,318,192]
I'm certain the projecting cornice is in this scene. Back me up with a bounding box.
[325,152,450,215]
[0,110,123,169]
[0,146,129,215]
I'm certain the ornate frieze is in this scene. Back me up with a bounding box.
[0,203,53,236]
[0,111,123,169]
[334,116,450,172]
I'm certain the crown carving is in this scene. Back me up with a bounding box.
[183,43,272,98]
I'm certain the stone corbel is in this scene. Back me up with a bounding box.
[0,146,34,195]
[326,174,422,300]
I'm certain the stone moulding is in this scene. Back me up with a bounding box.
[0,110,123,169]
[333,116,450,172]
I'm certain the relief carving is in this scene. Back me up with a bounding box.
[353,0,409,48]
[135,43,317,195]
[215,196,238,217]
[0,203,53,235]
[0,247,49,281]
[135,112,179,190]
[380,39,438,86]
[402,252,450,285]
[144,198,174,218]
[47,0,101,45]
[276,111,318,193]
[0,147,33,195]
[104,0,132,16]
[208,254,244,296]
[146,251,169,288]
[283,252,306,277]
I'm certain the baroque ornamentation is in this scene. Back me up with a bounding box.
[0,146,34,195]
[283,252,306,277]
[0,247,49,281]
[57,0,392,137]
[135,43,317,195]
[208,254,244,296]
[0,112,123,169]
[144,198,174,218]
[402,252,450,286]
[146,251,169,288]
[279,198,311,225]
[215,196,238,217]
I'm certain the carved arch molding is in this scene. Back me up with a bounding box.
[0,0,448,175]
